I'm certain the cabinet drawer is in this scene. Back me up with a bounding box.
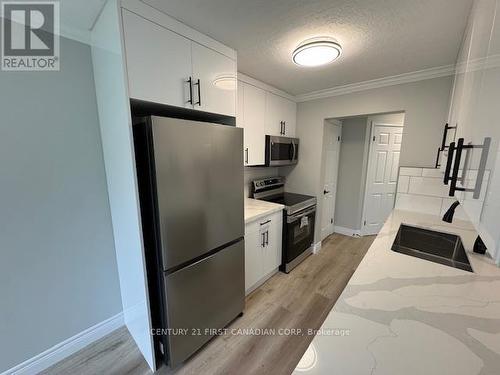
[245,211,282,235]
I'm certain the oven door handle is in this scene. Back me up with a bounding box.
[287,207,316,223]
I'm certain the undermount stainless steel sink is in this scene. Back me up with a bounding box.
[392,225,473,272]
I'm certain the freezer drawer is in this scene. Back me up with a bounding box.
[164,240,244,367]
[150,116,244,271]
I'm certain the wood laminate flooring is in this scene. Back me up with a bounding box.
[43,233,374,375]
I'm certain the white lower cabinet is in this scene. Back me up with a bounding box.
[244,211,283,294]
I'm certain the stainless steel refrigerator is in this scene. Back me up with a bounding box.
[133,115,244,368]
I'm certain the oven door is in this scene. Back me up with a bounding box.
[284,206,316,264]
[266,136,299,166]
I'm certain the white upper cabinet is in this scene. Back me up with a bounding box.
[265,92,296,137]
[121,5,236,117]
[237,76,298,165]
[446,0,500,263]
[191,43,236,117]
[122,10,192,109]
[237,81,244,128]
[240,82,266,166]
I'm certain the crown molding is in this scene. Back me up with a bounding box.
[238,72,296,102]
[295,64,457,102]
[455,54,500,74]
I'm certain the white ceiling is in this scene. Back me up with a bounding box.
[60,0,106,31]
[142,0,473,96]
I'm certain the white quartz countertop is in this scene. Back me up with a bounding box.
[244,198,284,224]
[294,209,500,375]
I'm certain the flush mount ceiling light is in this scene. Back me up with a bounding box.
[292,38,342,67]
[213,74,236,90]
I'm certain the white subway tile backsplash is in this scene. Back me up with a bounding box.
[395,193,443,216]
[422,168,444,178]
[397,176,410,193]
[408,176,449,197]
[400,167,423,176]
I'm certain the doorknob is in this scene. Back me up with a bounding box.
[324,190,330,194]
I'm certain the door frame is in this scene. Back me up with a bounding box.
[360,121,404,236]
[320,120,342,241]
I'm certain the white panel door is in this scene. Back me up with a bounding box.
[321,123,342,240]
[363,124,403,235]
[243,83,266,166]
[191,42,237,117]
[122,9,192,109]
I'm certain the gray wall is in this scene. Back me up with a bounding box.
[334,117,369,230]
[0,37,122,371]
[286,76,453,243]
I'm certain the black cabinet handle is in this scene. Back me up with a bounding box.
[265,231,269,246]
[448,137,491,198]
[444,142,455,185]
[194,79,201,106]
[324,190,330,194]
[283,121,286,135]
[186,77,193,104]
[449,138,464,196]
[440,123,457,151]
[260,220,271,226]
[261,232,265,247]
[435,147,442,168]
[245,148,249,164]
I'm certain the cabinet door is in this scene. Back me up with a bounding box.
[122,10,192,108]
[244,228,264,292]
[192,42,236,117]
[262,213,283,275]
[237,81,244,128]
[243,83,266,166]
[282,99,297,137]
[265,92,287,136]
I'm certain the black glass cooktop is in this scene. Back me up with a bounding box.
[261,192,315,207]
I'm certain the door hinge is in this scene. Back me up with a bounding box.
[372,136,376,142]
[331,218,333,224]
[337,136,341,142]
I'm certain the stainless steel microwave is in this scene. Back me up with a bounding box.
[265,135,299,166]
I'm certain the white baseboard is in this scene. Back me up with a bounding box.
[3,312,124,375]
[312,241,322,254]
[334,226,361,237]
